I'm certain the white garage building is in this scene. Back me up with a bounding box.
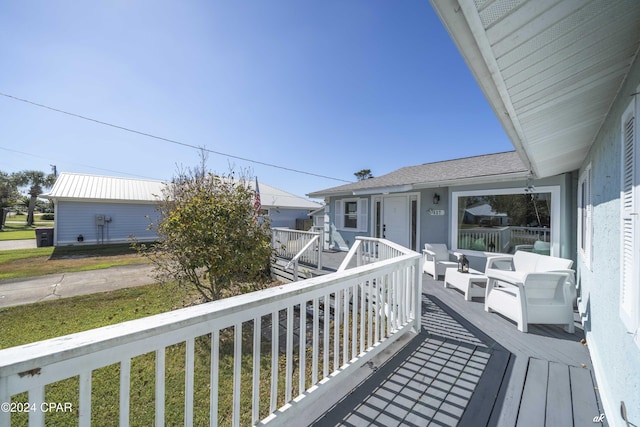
[44,173,322,246]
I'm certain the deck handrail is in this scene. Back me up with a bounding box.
[272,228,322,270]
[0,238,421,427]
[338,236,413,271]
[284,234,320,270]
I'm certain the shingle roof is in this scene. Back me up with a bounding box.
[45,173,322,209]
[308,151,528,198]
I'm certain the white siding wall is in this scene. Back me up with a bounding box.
[55,201,159,245]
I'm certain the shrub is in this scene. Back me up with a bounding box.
[136,170,273,302]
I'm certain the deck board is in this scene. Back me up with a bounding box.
[310,269,606,426]
[457,348,511,426]
[570,365,603,426]
[517,358,548,427]
[546,361,573,427]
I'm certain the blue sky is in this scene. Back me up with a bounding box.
[0,1,513,200]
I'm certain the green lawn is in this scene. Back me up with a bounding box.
[0,214,54,240]
[1,281,304,426]
[0,282,199,349]
[0,244,149,280]
[0,241,304,425]
[0,223,41,240]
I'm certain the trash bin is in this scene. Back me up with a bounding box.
[35,227,54,247]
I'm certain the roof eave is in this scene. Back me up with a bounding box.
[309,170,530,199]
[429,0,533,174]
[412,170,530,189]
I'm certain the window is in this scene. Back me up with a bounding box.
[335,198,368,232]
[344,201,358,228]
[620,96,639,341]
[578,164,592,269]
[451,187,560,255]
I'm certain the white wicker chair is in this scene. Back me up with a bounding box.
[422,243,458,278]
[485,272,574,333]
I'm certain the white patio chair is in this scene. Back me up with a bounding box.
[422,243,458,278]
[484,271,574,333]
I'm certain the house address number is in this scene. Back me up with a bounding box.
[428,209,445,216]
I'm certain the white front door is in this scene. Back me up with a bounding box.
[383,195,410,248]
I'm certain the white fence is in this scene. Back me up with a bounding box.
[0,239,421,427]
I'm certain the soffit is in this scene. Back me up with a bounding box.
[433,0,640,178]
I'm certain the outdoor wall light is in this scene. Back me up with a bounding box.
[433,193,440,205]
[524,173,536,193]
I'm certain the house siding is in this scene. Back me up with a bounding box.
[266,208,312,229]
[328,196,367,250]
[325,175,573,266]
[577,55,640,423]
[421,189,449,246]
[54,200,159,245]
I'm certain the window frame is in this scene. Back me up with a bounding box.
[450,186,561,256]
[335,198,368,232]
[578,164,592,270]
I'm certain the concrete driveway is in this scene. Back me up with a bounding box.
[0,239,37,251]
[0,239,157,308]
[0,264,156,309]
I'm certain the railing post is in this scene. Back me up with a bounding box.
[316,236,323,271]
[414,259,423,333]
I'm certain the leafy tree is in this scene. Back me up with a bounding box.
[0,171,20,230]
[486,193,550,227]
[354,169,373,181]
[137,169,273,302]
[14,170,56,226]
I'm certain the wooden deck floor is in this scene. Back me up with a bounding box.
[311,272,607,427]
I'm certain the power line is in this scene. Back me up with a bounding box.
[0,92,352,183]
[0,146,165,181]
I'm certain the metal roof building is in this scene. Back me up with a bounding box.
[44,173,321,246]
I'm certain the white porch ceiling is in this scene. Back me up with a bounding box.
[431,0,640,178]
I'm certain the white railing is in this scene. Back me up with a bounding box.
[0,239,421,427]
[272,228,322,270]
[458,228,503,252]
[458,226,551,253]
[338,236,410,271]
[284,234,320,281]
[508,226,550,246]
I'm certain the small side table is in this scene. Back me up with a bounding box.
[444,268,488,301]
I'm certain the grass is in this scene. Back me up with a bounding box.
[0,281,200,349]
[0,282,202,426]
[0,241,339,425]
[0,243,149,280]
[0,214,55,241]
[1,281,326,426]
